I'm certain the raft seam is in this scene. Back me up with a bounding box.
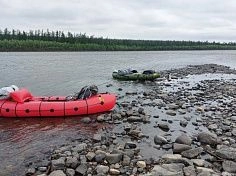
[15,102,18,117]
[39,101,42,117]
[63,102,65,117]
[0,100,7,117]
[85,99,88,114]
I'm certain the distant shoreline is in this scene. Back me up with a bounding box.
[1,28,236,52]
[1,39,236,52]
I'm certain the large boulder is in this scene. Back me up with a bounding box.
[175,134,192,146]
[197,132,219,146]
[216,147,236,161]
[222,160,236,173]
[181,147,203,159]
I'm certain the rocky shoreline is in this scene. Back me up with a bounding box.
[26,64,236,176]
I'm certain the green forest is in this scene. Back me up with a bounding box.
[0,28,236,51]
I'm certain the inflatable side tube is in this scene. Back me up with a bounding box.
[65,100,87,116]
[1,101,17,117]
[87,94,116,114]
[0,100,7,117]
[16,101,41,117]
[48,96,66,101]
[40,102,65,117]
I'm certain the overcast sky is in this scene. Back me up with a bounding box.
[1,0,236,42]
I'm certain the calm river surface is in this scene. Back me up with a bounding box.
[0,50,236,175]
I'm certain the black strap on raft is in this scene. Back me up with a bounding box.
[142,70,156,75]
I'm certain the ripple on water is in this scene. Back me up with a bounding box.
[0,117,111,175]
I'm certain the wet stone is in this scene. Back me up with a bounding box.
[232,129,236,136]
[161,154,182,161]
[154,135,168,145]
[175,134,192,146]
[222,160,236,173]
[109,168,120,175]
[65,157,78,169]
[66,168,75,176]
[95,153,106,163]
[112,113,122,120]
[191,159,205,167]
[166,110,177,116]
[51,158,65,171]
[162,144,173,150]
[180,120,188,127]
[150,163,184,176]
[127,116,143,122]
[36,174,47,176]
[216,147,236,161]
[154,145,161,150]
[93,134,102,142]
[86,152,96,161]
[138,107,145,114]
[231,116,236,121]
[49,170,66,176]
[181,147,203,159]
[124,124,132,132]
[124,142,137,149]
[122,155,131,166]
[184,116,191,121]
[192,122,199,126]
[158,123,170,131]
[96,165,109,175]
[196,167,215,175]
[208,124,218,130]
[183,166,196,176]
[96,115,105,122]
[106,153,123,164]
[26,168,36,176]
[168,104,179,110]
[80,117,91,124]
[197,132,219,146]
[137,161,146,168]
[173,143,192,154]
[38,167,47,172]
[179,109,187,114]
[75,163,88,175]
[72,143,87,153]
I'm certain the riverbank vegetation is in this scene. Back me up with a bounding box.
[0,28,236,51]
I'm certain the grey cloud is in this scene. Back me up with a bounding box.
[0,0,236,41]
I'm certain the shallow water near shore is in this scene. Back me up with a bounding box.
[112,73,235,159]
[0,51,236,175]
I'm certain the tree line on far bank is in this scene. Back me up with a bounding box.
[0,28,236,51]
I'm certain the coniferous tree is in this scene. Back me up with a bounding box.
[0,28,236,51]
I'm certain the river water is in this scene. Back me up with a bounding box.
[0,50,236,175]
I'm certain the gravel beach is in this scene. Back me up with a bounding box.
[25,64,236,176]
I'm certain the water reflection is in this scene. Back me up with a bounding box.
[0,116,111,175]
[0,116,110,141]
